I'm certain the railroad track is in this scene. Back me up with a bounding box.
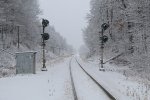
[69,57,117,100]
[69,58,78,100]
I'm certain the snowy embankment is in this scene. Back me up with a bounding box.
[0,44,65,78]
[77,56,150,100]
[71,58,112,100]
[0,57,74,100]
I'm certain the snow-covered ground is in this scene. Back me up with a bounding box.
[71,58,112,100]
[0,44,68,78]
[0,57,74,100]
[0,56,150,100]
[77,56,150,100]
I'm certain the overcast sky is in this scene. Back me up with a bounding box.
[38,0,90,50]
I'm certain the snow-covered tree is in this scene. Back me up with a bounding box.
[0,0,74,68]
[84,0,150,70]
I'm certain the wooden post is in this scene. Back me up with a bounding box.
[17,26,20,49]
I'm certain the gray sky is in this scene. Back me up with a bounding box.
[38,0,90,50]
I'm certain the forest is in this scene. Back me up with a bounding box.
[0,0,73,69]
[83,0,150,81]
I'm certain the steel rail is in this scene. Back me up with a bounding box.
[75,58,116,100]
[69,58,78,100]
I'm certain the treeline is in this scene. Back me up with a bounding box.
[84,0,150,71]
[0,0,73,67]
[0,0,73,54]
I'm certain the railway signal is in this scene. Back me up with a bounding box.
[101,23,109,31]
[99,23,109,71]
[100,35,108,43]
[42,19,49,28]
[41,33,49,40]
[41,19,50,71]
